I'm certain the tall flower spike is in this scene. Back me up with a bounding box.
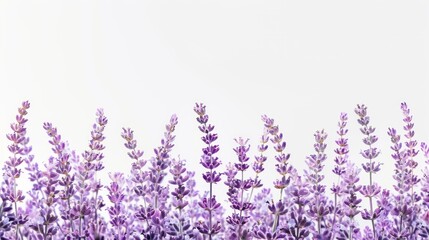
[261,115,293,198]
[166,158,195,239]
[283,175,311,239]
[340,162,362,240]
[75,108,108,239]
[3,101,31,239]
[261,115,292,233]
[400,103,420,202]
[150,114,178,210]
[106,172,126,239]
[225,138,254,239]
[420,142,429,237]
[331,113,349,239]
[143,114,178,238]
[43,122,75,236]
[194,103,222,239]
[121,127,150,235]
[305,129,330,238]
[355,104,382,239]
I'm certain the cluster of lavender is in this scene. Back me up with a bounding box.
[3,101,429,239]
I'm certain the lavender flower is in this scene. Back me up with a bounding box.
[340,162,362,240]
[150,114,178,210]
[400,103,419,193]
[2,101,31,239]
[387,127,413,238]
[42,122,77,236]
[30,158,60,239]
[304,129,331,238]
[106,172,127,239]
[131,114,178,239]
[121,127,149,234]
[331,113,349,238]
[225,138,254,239]
[74,109,108,238]
[194,103,222,239]
[283,175,311,239]
[355,104,382,238]
[166,158,195,239]
[250,123,269,194]
[261,115,292,232]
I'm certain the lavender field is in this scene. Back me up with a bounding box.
[1,100,429,239]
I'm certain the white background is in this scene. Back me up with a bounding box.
[0,0,429,211]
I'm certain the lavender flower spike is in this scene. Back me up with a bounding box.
[106,172,127,239]
[305,129,330,237]
[194,103,222,239]
[331,112,349,239]
[2,101,31,240]
[43,122,75,236]
[225,138,254,239]
[355,104,382,239]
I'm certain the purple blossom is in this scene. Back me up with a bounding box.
[283,175,311,239]
[355,104,382,239]
[74,108,108,239]
[225,138,255,239]
[340,162,362,239]
[194,103,222,239]
[106,172,126,239]
[1,101,31,239]
[166,158,195,239]
[260,114,293,233]
[331,113,349,238]
[304,129,331,238]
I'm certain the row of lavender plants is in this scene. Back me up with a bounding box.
[1,101,429,239]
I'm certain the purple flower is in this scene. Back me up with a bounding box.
[166,158,195,239]
[283,175,311,239]
[355,104,382,239]
[304,129,331,237]
[260,114,294,233]
[340,162,362,239]
[225,138,255,239]
[194,103,222,239]
[330,113,349,237]
[106,172,127,239]
[72,109,108,239]
[1,101,31,239]
[42,122,77,232]
[252,223,286,239]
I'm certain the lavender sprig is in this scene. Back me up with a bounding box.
[387,127,413,238]
[43,122,76,236]
[355,104,382,239]
[283,175,311,239]
[400,103,420,201]
[3,101,31,239]
[225,138,254,239]
[167,158,194,239]
[304,129,330,237]
[248,124,269,203]
[75,109,108,238]
[420,142,429,236]
[194,103,222,239]
[121,127,149,233]
[150,114,178,210]
[261,115,291,233]
[30,158,60,239]
[340,162,362,240]
[106,172,126,239]
[331,113,349,238]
